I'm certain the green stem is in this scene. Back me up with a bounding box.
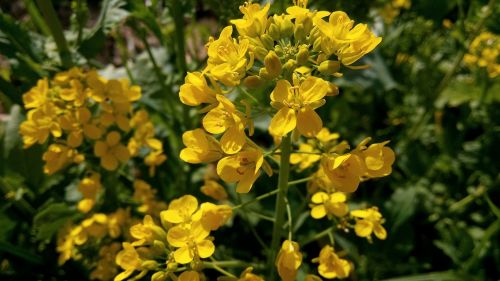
[232,189,279,210]
[24,0,51,36]
[35,0,73,68]
[288,176,313,186]
[267,133,292,279]
[169,0,190,129]
[207,257,237,278]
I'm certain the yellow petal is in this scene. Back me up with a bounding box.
[296,106,322,137]
[196,239,215,258]
[269,107,296,137]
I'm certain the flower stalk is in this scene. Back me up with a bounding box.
[35,0,73,68]
[268,133,292,279]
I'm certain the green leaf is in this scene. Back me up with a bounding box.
[33,202,77,242]
[379,270,470,281]
[95,0,129,33]
[385,186,418,232]
[3,105,22,158]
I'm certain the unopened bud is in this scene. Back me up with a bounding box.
[243,75,264,88]
[318,60,341,75]
[296,46,309,65]
[142,260,159,270]
[253,47,268,61]
[264,51,282,79]
[167,261,178,271]
[151,272,167,281]
[268,24,280,41]
[260,34,275,50]
[294,23,306,42]
[280,18,294,38]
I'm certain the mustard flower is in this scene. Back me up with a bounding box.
[321,153,365,193]
[269,76,329,137]
[203,95,247,154]
[180,129,224,164]
[166,221,215,264]
[216,146,272,193]
[179,72,217,106]
[314,245,351,279]
[275,240,303,281]
[94,131,130,171]
[230,2,270,37]
[310,191,349,219]
[351,207,387,240]
[206,26,250,86]
[201,180,228,201]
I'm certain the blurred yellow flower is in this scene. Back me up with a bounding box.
[94,131,130,171]
[310,191,348,219]
[351,207,387,240]
[201,180,228,201]
[315,245,351,279]
[275,240,303,281]
[230,2,270,37]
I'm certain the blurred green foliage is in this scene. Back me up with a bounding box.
[0,0,499,280]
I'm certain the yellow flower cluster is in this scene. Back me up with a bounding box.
[380,0,411,24]
[19,68,166,175]
[56,208,131,266]
[114,195,232,280]
[179,0,381,195]
[464,32,500,78]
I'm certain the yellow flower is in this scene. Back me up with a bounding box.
[199,202,232,231]
[94,131,130,171]
[355,140,395,178]
[235,267,265,281]
[203,95,247,154]
[161,195,200,224]
[315,128,339,145]
[22,78,49,109]
[275,240,302,281]
[206,26,250,86]
[43,144,84,175]
[290,143,321,170]
[351,207,387,240]
[269,77,329,137]
[59,107,102,148]
[180,129,223,164]
[19,104,62,148]
[201,180,228,201]
[115,242,146,281]
[145,150,167,176]
[310,191,348,219]
[230,2,270,37]
[166,221,215,264]
[315,245,351,279]
[217,147,271,193]
[179,72,217,106]
[77,172,101,213]
[321,153,365,193]
[130,215,167,246]
[314,11,382,65]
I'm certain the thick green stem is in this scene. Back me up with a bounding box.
[267,134,292,279]
[170,0,191,129]
[35,0,73,68]
[24,0,51,36]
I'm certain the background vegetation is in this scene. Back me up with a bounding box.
[0,0,499,280]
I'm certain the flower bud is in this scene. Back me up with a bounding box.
[268,23,280,41]
[253,47,268,61]
[153,240,166,253]
[167,261,178,271]
[318,60,341,75]
[260,34,275,50]
[142,260,159,270]
[316,53,328,64]
[264,51,282,79]
[294,23,306,42]
[258,68,271,80]
[296,46,309,65]
[243,75,264,88]
[313,37,322,52]
[280,19,294,38]
[151,272,168,281]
